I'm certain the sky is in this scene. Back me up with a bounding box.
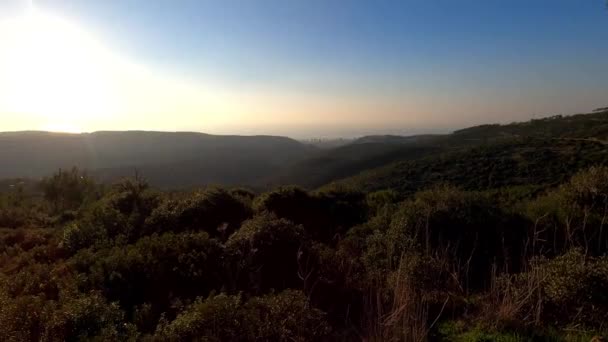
[0,0,607,138]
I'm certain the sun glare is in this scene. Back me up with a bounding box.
[43,123,83,134]
[0,8,120,131]
[0,7,253,133]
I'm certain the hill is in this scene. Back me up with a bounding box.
[351,134,442,145]
[0,131,314,187]
[447,109,608,143]
[324,110,608,194]
[270,142,441,188]
[327,137,608,194]
[2,110,608,190]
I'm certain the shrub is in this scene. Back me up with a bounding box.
[155,290,331,342]
[255,186,367,243]
[144,188,251,238]
[386,185,528,289]
[495,249,608,329]
[0,291,136,342]
[44,294,137,341]
[72,232,224,313]
[62,222,108,253]
[226,213,305,293]
[40,167,99,213]
[524,166,608,256]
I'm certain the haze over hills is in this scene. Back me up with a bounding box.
[0,130,314,187]
[1,109,607,190]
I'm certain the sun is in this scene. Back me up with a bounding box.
[0,5,246,134]
[43,123,84,134]
[0,7,121,132]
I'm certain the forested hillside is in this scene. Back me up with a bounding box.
[270,142,441,189]
[328,138,608,196]
[277,109,608,190]
[326,110,608,194]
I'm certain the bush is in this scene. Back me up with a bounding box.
[524,166,608,256]
[71,232,224,314]
[44,294,137,341]
[61,183,163,253]
[226,213,305,293]
[495,249,608,329]
[385,185,528,289]
[536,249,608,327]
[155,290,331,342]
[0,291,136,342]
[62,222,108,253]
[144,188,251,239]
[40,167,99,213]
[255,186,367,243]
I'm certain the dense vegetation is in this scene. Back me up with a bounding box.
[325,110,608,193]
[1,111,608,341]
[330,137,608,196]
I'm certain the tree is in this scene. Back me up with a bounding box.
[40,167,97,213]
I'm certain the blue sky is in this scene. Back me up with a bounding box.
[1,0,607,137]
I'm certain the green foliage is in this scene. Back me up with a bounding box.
[437,321,606,342]
[155,290,331,342]
[4,160,608,340]
[255,186,367,242]
[374,186,527,289]
[61,177,161,253]
[155,293,242,341]
[524,166,608,256]
[0,291,136,342]
[45,294,138,342]
[72,231,224,314]
[275,142,440,189]
[508,249,608,327]
[62,221,108,253]
[145,188,251,239]
[0,185,50,228]
[40,167,98,213]
[226,213,305,292]
[366,189,401,214]
[331,138,608,196]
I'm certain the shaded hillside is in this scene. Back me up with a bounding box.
[94,157,284,189]
[279,110,608,190]
[0,131,314,187]
[316,110,608,193]
[352,134,442,145]
[326,137,608,195]
[270,142,441,188]
[333,138,608,194]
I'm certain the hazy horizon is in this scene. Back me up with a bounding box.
[0,125,448,140]
[1,0,607,137]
